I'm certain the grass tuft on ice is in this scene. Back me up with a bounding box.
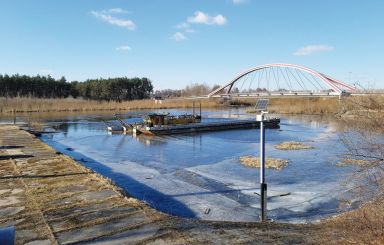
[337,158,377,167]
[274,141,314,150]
[239,156,288,170]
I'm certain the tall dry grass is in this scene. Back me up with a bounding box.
[1,95,383,116]
[320,197,384,244]
[269,97,341,114]
[235,97,342,114]
[0,97,220,114]
[318,94,384,244]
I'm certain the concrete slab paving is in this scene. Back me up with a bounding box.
[83,223,161,245]
[50,206,140,232]
[24,240,52,245]
[56,213,150,244]
[0,207,25,217]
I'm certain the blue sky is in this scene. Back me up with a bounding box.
[0,0,383,90]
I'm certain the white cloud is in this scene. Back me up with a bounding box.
[232,0,248,4]
[91,10,135,30]
[172,32,187,42]
[293,45,334,56]
[172,11,226,42]
[106,8,127,14]
[176,22,190,29]
[187,11,227,26]
[116,45,131,51]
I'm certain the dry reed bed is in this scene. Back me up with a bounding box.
[244,95,384,115]
[239,156,288,170]
[274,141,314,150]
[337,158,379,167]
[238,97,342,114]
[0,96,357,115]
[320,196,384,244]
[323,94,384,243]
[2,95,383,115]
[0,97,220,113]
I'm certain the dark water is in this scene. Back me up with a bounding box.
[33,109,361,223]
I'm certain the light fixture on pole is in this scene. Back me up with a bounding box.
[255,99,269,221]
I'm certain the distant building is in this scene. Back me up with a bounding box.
[153,95,164,104]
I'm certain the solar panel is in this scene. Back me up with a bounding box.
[255,99,269,111]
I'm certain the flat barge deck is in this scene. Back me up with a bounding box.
[135,118,280,135]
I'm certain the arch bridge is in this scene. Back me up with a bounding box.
[208,63,357,98]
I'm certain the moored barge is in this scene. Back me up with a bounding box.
[134,118,280,136]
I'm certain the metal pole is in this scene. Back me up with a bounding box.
[260,114,267,221]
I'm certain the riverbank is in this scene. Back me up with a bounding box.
[1,125,383,244]
[3,95,382,116]
[0,96,344,115]
[0,97,219,114]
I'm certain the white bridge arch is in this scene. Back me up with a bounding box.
[208,63,356,97]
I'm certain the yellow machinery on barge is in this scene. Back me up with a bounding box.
[144,113,201,126]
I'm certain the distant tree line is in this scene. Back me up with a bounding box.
[74,77,153,101]
[0,74,153,101]
[153,89,183,98]
[0,74,71,98]
[154,83,222,98]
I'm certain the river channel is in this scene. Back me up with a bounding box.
[16,108,364,223]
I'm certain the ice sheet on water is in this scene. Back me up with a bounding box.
[41,110,363,223]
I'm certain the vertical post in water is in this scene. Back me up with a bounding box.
[193,101,195,116]
[259,113,267,221]
[255,99,269,222]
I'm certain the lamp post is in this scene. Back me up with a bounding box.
[255,99,269,221]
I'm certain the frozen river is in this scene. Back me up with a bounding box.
[40,109,359,223]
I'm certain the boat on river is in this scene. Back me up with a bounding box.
[134,116,280,136]
[108,112,280,136]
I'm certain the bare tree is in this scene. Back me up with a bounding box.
[182,83,212,97]
[339,95,384,205]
